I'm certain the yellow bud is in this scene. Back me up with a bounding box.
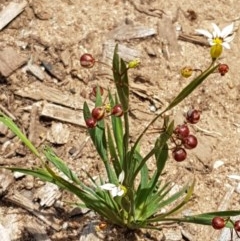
[104,103,111,113]
[127,59,140,69]
[210,44,223,59]
[181,66,193,78]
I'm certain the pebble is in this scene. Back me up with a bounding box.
[213,160,224,169]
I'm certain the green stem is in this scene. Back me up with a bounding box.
[129,61,218,161]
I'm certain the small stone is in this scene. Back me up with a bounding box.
[24,175,34,190]
[149,104,157,112]
[213,160,224,169]
[62,222,69,230]
[13,171,26,179]
[47,122,70,144]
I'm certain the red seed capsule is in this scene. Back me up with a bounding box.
[85,117,97,128]
[183,135,198,149]
[172,148,187,162]
[211,217,225,230]
[111,104,123,117]
[91,107,105,121]
[218,64,229,76]
[174,124,190,139]
[186,109,201,124]
[234,220,240,232]
[80,53,95,68]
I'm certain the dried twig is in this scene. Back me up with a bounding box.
[0,104,16,120]
[128,0,165,18]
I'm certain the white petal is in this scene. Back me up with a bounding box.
[195,29,212,39]
[100,183,116,190]
[117,188,125,197]
[118,171,125,183]
[110,187,119,197]
[221,23,234,38]
[212,23,221,38]
[208,39,215,45]
[222,42,231,49]
[224,35,234,43]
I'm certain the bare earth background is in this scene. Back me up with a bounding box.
[0,0,240,240]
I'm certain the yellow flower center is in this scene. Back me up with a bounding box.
[213,37,223,45]
[119,184,127,196]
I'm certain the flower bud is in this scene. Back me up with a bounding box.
[210,44,222,59]
[218,64,229,76]
[111,104,123,117]
[91,107,105,121]
[80,53,95,68]
[181,66,193,78]
[85,117,97,128]
[127,59,140,69]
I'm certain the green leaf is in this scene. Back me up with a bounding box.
[148,180,195,222]
[5,167,55,183]
[0,113,40,158]
[43,146,81,184]
[109,93,124,163]
[106,124,121,176]
[83,102,108,162]
[112,45,129,112]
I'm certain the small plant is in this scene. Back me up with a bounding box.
[0,22,239,237]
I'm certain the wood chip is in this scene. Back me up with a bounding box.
[25,220,51,241]
[3,191,61,231]
[158,16,180,58]
[23,59,46,81]
[0,1,27,31]
[0,47,28,77]
[47,122,70,144]
[40,102,88,127]
[34,182,61,207]
[107,23,156,41]
[0,169,14,196]
[102,40,141,66]
[15,82,91,110]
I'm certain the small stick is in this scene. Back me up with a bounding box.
[0,104,16,120]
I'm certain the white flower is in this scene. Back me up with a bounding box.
[100,171,126,197]
[196,23,234,49]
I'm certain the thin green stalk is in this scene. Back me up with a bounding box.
[129,61,218,162]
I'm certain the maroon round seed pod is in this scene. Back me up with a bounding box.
[211,217,225,230]
[183,135,198,149]
[174,124,190,139]
[218,64,229,76]
[234,220,240,232]
[91,107,105,121]
[80,53,95,68]
[85,117,97,128]
[186,109,201,124]
[111,104,123,117]
[172,148,187,162]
